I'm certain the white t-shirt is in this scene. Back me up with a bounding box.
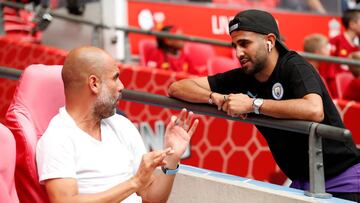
[36,107,146,203]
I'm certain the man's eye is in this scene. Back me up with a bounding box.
[240,41,248,47]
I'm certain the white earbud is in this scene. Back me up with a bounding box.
[267,41,272,53]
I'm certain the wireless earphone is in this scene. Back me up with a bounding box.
[267,41,272,53]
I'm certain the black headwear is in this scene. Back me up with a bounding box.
[229,9,288,51]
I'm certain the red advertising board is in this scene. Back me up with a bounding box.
[128,1,341,56]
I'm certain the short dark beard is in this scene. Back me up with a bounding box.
[244,48,267,75]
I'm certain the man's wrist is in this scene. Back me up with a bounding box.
[208,92,215,104]
[161,164,180,175]
[252,98,264,114]
[129,176,142,191]
[164,156,180,169]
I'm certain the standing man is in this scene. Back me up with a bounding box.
[168,9,360,201]
[36,46,198,203]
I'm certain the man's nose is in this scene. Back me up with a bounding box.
[118,80,124,92]
[236,46,245,59]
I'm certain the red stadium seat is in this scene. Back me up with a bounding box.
[207,56,240,75]
[138,39,157,67]
[335,72,354,99]
[2,6,41,43]
[184,42,216,72]
[0,123,19,203]
[5,64,64,203]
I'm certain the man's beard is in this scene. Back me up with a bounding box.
[243,49,267,75]
[93,86,118,119]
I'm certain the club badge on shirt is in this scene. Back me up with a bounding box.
[272,82,284,100]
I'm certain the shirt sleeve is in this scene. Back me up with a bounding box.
[208,68,246,94]
[285,62,323,99]
[36,130,76,184]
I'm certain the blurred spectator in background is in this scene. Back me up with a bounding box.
[303,33,333,97]
[146,25,189,72]
[327,9,360,98]
[343,51,360,101]
[278,0,326,14]
[212,0,278,9]
[146,25,206,75]
[342,0,360,12]
[303,33,330,70]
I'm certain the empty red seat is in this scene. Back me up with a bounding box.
[6,64,65,203]
[2,6,41,43]
[184,42,216,75]
[0,123,19,203]
[207,56,240,75]
[335,72,354,99]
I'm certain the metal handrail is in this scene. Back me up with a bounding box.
[0,66,351,139]
[0,66,22,80]
[0,65,350,198]
[300,52,360,67]
[2,1,360,67]
[0,1,230,48]
[120,88,350,140]
[121,88,350,198]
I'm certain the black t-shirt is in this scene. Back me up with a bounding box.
[208,51,360,181]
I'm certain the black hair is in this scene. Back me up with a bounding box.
[342,9,360,29]
[157,25,175,51]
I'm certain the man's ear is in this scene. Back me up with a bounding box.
[89,75,100,94]
[266,34,276,46]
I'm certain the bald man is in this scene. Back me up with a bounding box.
[36,46,198,203]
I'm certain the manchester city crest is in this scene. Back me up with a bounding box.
[272,82,284,100]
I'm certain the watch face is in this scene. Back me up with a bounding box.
[254,99,263,106]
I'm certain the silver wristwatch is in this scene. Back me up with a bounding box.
[252,98,264,114]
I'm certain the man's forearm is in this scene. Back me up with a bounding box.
[141,172,176,203]
[168,78,211,103]
[223,93,324,122]
[46,177,140,203]
[79,181,136,203]
[260,96,324,122]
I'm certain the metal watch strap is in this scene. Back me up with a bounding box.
[161,164,179,175]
